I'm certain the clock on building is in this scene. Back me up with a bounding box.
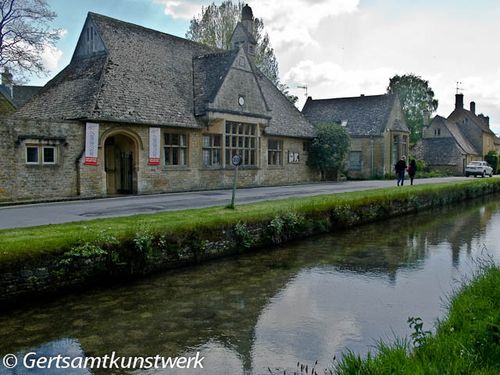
[238,96,245,106]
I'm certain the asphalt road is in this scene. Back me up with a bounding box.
[0,177,471,229]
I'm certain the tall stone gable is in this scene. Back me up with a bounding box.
[210,48,269,117]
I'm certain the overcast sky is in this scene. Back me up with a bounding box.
[36,0,500,134]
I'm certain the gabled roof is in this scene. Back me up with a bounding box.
[193,50,239,116]
[16,12,213,127]
[15,12,315,138]
[302,94,408,136]
[448,107,496,136]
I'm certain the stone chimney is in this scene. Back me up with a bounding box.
[1,68,13,98]
[455,93,464,110]
[241,4,254,34]
[230,4,257,60]
[470,101,475,114]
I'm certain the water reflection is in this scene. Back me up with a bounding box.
[1,197,499,374]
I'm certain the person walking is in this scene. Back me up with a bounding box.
[408,159,417,185]
[395,156,407,186]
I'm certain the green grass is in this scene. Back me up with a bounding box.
[334,264,500,374]
[0,178,499,267]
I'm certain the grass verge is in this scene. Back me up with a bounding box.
[333,263,500,374]
[0,178,499,267]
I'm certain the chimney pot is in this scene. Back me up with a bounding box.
[1,69,13,98]
[455,94,464,110]
[470,101,476,114]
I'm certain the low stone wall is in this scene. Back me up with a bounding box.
[1,180,500,307]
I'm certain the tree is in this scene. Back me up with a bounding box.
[485,150,499,174]
[0,0,60,79]
[387,74,438,144]
[307,123,351,180]
[186,1,297,104]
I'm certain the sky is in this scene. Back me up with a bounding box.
[31,0,500,134]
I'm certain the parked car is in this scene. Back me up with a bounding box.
[465,161,493,177]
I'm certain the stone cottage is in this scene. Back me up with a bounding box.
[417,94,499,174]
[0,6,318,202]
[302,94,410,178]
[0,70,41,116]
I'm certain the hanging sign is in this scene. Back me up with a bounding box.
[148,127,161,165]
[84,122,99,165]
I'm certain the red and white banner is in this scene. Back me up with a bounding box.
[84,122,99,165]
[148,127,161,165]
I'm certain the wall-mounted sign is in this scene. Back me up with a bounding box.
[148,127,161,165]
[84,122,99,165]
[231,154,242,167]
[288,151,300,164]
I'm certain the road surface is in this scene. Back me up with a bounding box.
[0,177,470,229]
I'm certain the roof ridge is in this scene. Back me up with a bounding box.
[88,12,214,50]
[309,93,392,102]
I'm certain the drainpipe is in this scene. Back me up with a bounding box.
[370,136,374,177]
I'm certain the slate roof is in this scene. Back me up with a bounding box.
[302,94,408,136]
[17,12,212,127]
[16,53,108,120]
[443,120,479,155]
[15,12,315,138]
[12,86,42,108]
[258,74,316,138]
[193,50,239,116]
[448,108,496,135]
[420,138,467,165]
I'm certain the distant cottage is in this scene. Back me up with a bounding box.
[417,94,500,174]
[302,94,410,178]
[0,6,318,202]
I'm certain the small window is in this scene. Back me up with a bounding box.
[268,139,283,166]
[26,146,39,164]
[350,151,362,171]
[202,134,222,167]
[43,146,56,164]
[164,133,188,166]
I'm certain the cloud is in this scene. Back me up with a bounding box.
[249,0,359,48]
[41,44,64,72]
[153,0,206,20]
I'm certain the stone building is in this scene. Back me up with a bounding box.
[302,94,410,178]
[417,94,500,174]
[0,6,318,202]
[0,70,41,116]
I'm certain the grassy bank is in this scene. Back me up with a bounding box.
[333,264,500,374]
[0,178,499,267]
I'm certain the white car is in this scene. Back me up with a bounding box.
[465,161,493,177]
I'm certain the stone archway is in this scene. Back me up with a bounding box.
[104,133,138,194]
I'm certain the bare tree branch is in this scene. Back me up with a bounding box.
[0,0,60,80]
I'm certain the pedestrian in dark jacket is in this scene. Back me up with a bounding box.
[395,156,407,186]
[408,159,417,185]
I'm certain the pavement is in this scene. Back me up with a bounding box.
[0,177,471,229]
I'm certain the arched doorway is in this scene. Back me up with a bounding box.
[104,134,137,194]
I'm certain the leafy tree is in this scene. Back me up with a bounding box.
[0,0,60,79]
[387,74,438,144]
[186,1,297,103]
[307,123,351,180]
[485,150,499,173]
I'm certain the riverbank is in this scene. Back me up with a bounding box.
[333,263,500,374]
[1,178,500,305]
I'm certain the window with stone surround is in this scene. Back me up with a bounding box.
[202,134,221,167]
[268,139,283,166]
[349,151,362,171]
[25,145,57,165]
[225,122,257,167]
[164,133,187,166]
